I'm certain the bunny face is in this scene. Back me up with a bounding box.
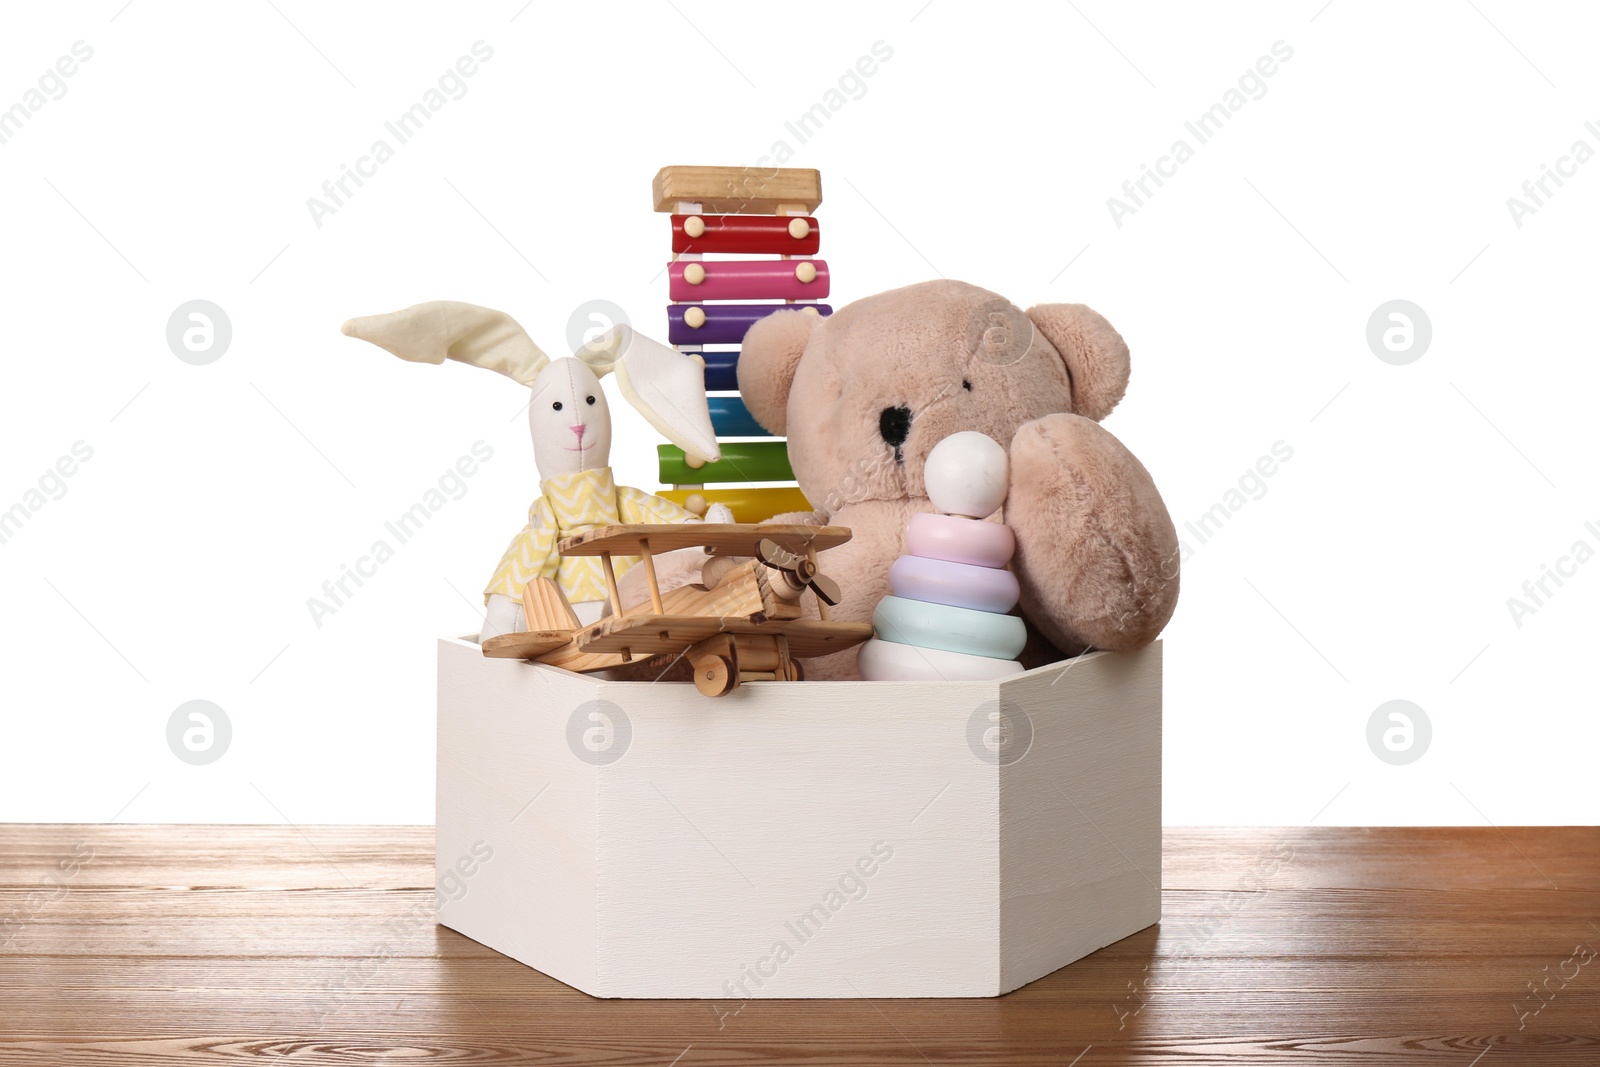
[528,356,613,480]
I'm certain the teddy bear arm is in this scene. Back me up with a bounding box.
[1006,413,1180,652]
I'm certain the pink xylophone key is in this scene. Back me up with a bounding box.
[669,259,830,301]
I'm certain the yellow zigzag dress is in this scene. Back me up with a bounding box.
[483,466,698,607]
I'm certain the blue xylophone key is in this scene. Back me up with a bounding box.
[699,349,740,391]
[707,394,770,437]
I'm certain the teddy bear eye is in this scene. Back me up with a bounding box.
[552,401,563,411]
[962,379,973,392]
[586,395,596,405]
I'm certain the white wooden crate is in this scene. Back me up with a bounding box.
[436,637,1162,998]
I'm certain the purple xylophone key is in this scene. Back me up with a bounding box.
[667,303,832,346]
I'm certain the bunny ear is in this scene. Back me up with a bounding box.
[572,326,624,379]
[341,300,550,385]
[583,324,720,464]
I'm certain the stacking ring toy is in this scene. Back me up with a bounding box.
[889,554,1020,614]
[855,637,1025,682]
[872,595,1028,660]
[904,512,1015,569]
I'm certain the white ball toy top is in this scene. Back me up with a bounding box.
[924,431,1009,518]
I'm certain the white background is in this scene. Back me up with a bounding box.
[1,1,1593,827]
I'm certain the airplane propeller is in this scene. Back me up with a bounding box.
[757,538,843,606]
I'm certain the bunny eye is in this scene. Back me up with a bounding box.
[585,395,596,406]
[551,401,563,411]
[962,379,973,392]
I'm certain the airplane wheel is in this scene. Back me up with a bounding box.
[694,653,737,697]
[784,658,805,682]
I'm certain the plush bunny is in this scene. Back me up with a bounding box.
[342,301,728,642]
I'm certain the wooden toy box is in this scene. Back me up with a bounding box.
[435,636,1162,998]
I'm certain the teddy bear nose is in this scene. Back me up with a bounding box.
[879,405,912,448]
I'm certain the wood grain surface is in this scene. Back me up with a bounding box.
[651,166,823,214]
[557,524,852,558]
[2,825,1596,1064]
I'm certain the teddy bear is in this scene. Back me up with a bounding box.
[725,278,1179,680]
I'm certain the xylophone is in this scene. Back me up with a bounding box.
[650,166,833,522]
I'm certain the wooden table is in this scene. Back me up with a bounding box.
[2,825,1596,1064]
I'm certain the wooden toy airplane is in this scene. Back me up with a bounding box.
[481,522,871,696]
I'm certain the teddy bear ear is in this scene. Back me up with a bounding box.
[1025,303,1130,422]
[738,309,822,436]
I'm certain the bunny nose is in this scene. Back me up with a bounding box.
[569,423,586,440]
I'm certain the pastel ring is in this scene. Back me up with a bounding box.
[890,554,1020,614]
[905,512,1014,569]
[872,595,1028,660]
[856,638,1024,682]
